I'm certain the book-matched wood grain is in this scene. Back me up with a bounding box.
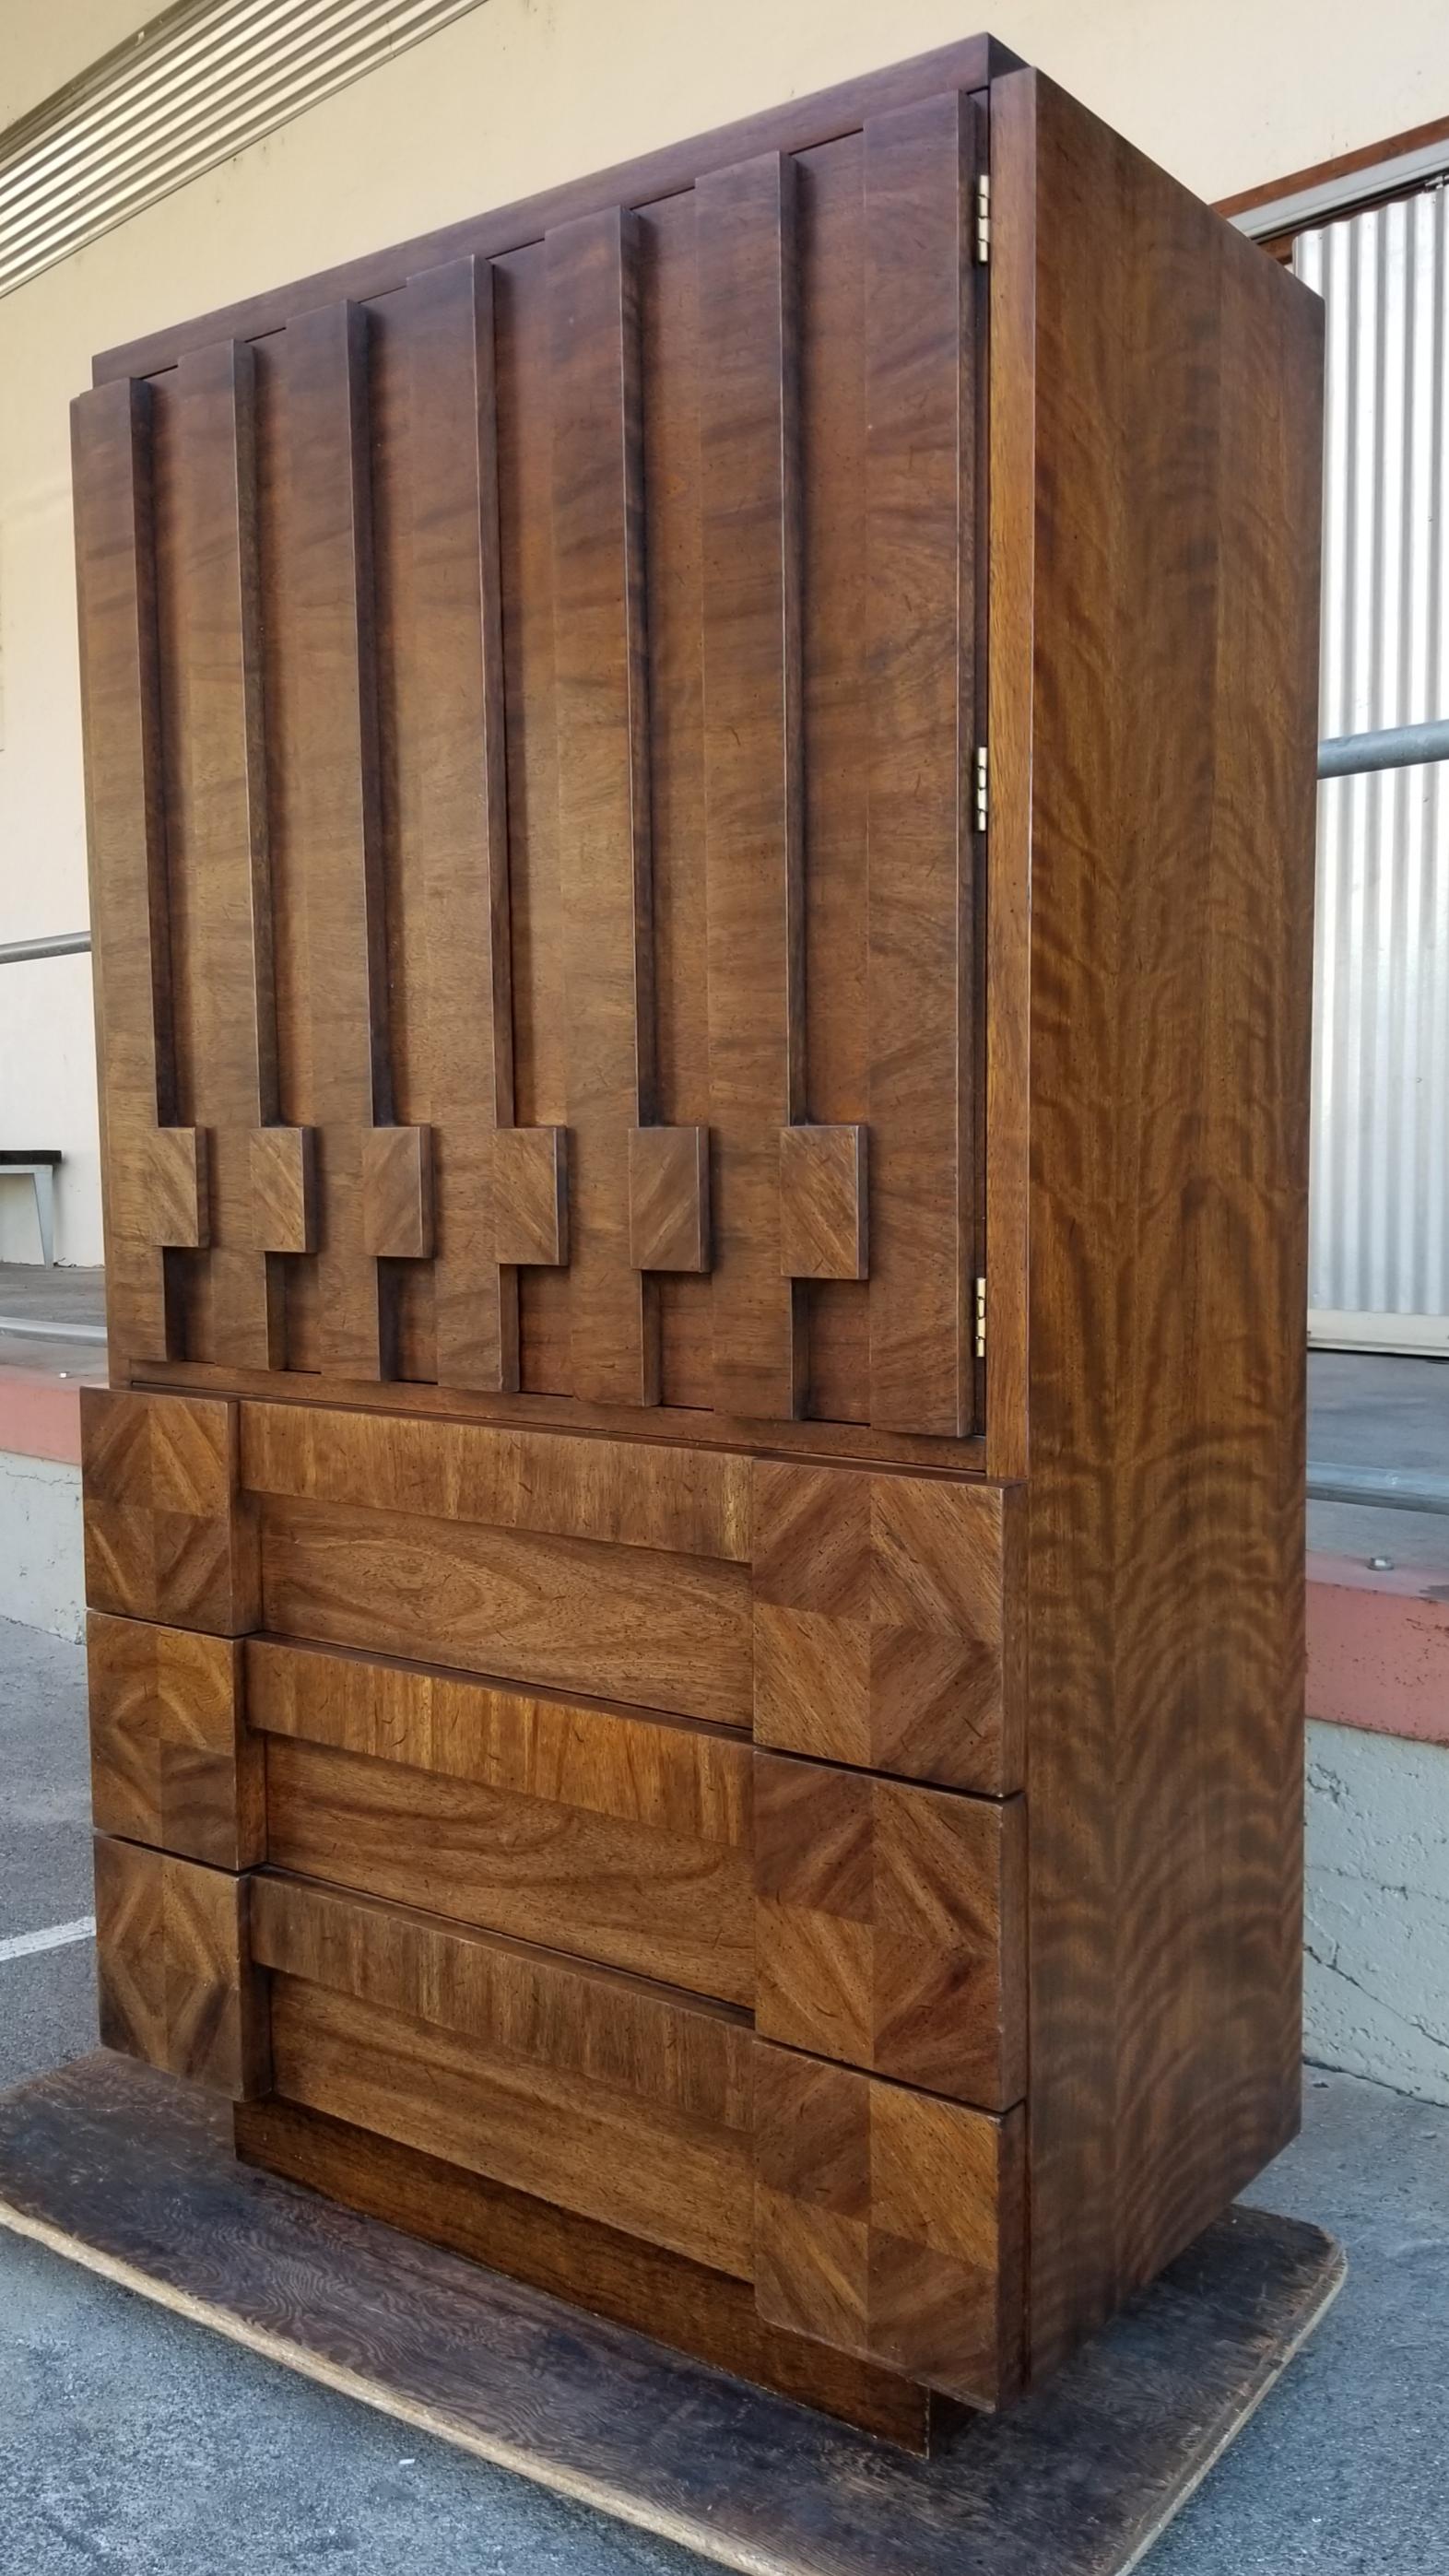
[753,2041,1024,2408]
[252,1644,752,1999]
[491,1125,569,1268]
[265,1966,754,2279]
[169,338,285,1370]
[72,377,199,1366]
[628,1126,711,1273]
[82,1387,259,1635]
[283,300,395,1380]
[988,71,1320,2380]
[258,1497,752,1726]
[864,91,978,1439]
[238,1401,753,1560]
[359,1124,433,1260]
[699,152,804,1422]
[406,254,519,1392]
[778,1125,867,1280]
[550,207,659,1407]
[751,1461,1021,1794]
[249,1127,316,1253]
[754,1753,1025,2110]
[235,2092,935,2448]
[88,1611,260,1871]
[93,1834,269,2099]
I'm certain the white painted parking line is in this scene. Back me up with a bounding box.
[0,1915,96,1965]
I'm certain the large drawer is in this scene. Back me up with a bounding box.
[251,1636,752,2004]
[251,1874,1024,2407]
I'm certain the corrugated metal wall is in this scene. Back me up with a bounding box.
[1297,196,1449,1351]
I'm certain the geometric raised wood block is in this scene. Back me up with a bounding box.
[92,1833,270,2100]
[361,1124,434,1259]
[779,1124,867,1279]
[492,1126,569,1266]
[751,1463,1021,1794]
[629,1125,711,1272]
[111,1128,210,1249]
[81,1387,259,1636]
[754,1752,1025,2109]
[87,1611,262,1871]
[249,1126,317,1253]
[753,2040,1025,2407]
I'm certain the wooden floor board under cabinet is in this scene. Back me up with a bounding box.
[0,2057,1344,2576]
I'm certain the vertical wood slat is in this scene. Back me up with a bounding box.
[864,93,976,1437]
[173,338,283,1371]
[73,378,187,1367]
[699,152,804,1423]
[549,207,659,1407]
[284,300,391,1381]
[408,253,519,1394]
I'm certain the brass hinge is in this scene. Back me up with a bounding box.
[974,171,991,265]
[974,744,989,834]
[974,1275,986,1360]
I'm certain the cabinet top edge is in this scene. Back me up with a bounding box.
[91,31,1021,385]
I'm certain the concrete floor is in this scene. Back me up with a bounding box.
[1,1617,1447,2571]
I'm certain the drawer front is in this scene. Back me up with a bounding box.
[253,1876,1021,2408]
[254,1636,751,2003]
[754,1752,1025,2110]
[754,2040,1025,2409]
[253,1876,754,2279]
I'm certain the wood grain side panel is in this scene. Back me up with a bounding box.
[864,91,976,1438]
[753,2041,1024,2407]
[82,1386,260,1635]
[238,1401,752,1559]
[72,378,180,1366]
[258,1494,752,1724]
[235,2093,934,2447]
[170,338,283,1370]
[1000,72,1322,2378]
[699,151,804,1421]
[754,1753,1025,2110]
[263,1732,753,2003]
[406,253,519,1393]
[93,1834,269,2099]
[268,1971,754,2278]
[283,300,390,1379]
[550,206,659,1406]
[88,1611,260,1871]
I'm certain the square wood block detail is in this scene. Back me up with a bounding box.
[492,1127,569,1266]
[81,1386,260,1635]
[93,1833,269,2100]
[754,1752,1025,2109]
[111,1127,210,1249]
[361,1125,434,1260]
[751,1463,1022,1794]
[249,1126,317,1253]
[779,1125,867,1279]
[754,2040,1025,2408]
[87,1611,262,1872]
[629,1126,711,1273]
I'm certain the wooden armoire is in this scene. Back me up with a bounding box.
[74,38,1323,2446]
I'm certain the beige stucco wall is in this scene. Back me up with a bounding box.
[3,0,1447,1262]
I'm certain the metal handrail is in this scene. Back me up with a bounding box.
[1318,716,1449,780]
[1308,1461,1449,1518]
[0,932,90,965]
